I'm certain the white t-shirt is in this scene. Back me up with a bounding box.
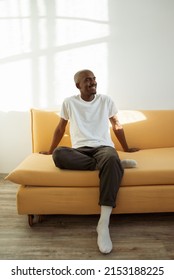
[60,94,118,148]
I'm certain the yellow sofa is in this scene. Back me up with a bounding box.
[6,109,174,226]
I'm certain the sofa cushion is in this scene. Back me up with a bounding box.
[6,147,174,187]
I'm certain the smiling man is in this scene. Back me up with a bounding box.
[42,69,138,254]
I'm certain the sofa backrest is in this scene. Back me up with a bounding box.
[31,109,174,152]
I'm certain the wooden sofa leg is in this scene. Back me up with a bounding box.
[28,214,34,227]
[28,214,44,226]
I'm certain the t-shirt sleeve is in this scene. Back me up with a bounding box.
[108,96,118,118]
[60,99,69,120]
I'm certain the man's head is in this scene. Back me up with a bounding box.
[74,69,97,101]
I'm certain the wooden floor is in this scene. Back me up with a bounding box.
[0,174,174,260]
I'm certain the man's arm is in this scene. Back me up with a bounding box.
[40,118,68,154]
[109,115,139,152]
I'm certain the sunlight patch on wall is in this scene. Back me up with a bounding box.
[56,0,109,21]
[55,0,109,47]
[0,0,31,58]
[117,110,146,125]
[54,43,108,105]
[0,59,32,112]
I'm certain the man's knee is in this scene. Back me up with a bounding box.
[52,146,70,168]
[104,148,120,164]
[108,153,119,164]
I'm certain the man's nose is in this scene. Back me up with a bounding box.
[92,80,97,85]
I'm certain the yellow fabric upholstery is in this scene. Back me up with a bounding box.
[31,109,71,152]
[6,109,174,215]
[17,185,174,215]
[6,148,174,186]
[31,109,174,152]
[112,110,174,150]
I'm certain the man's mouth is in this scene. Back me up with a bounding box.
[89,85,96,89]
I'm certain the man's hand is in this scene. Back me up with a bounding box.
[39,151,51,155]
[124,147,139,153]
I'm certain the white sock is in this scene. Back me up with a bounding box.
[121,159,137,168]
[97,206,113,254]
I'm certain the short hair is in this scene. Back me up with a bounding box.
[74,69,93,84]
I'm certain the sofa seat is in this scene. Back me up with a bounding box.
[6,147,174,187]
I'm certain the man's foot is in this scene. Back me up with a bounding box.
[121,159,137,168]
[97,221,113,254]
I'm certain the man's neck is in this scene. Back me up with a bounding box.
[80,93,95,102]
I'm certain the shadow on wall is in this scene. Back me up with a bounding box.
[0,111,32,173]
[0,0,110,110]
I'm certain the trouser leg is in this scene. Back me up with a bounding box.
[52,146,124,208]
[52,146,96,170]
[93,146,124,208]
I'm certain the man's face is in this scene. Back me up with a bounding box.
[77,71,97,97]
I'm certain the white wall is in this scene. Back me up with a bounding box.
[1,0,174,173]
[108,0,174,109]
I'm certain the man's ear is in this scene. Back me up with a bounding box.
[76,83,80,89]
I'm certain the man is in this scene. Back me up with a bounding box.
[41,69,138,254]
